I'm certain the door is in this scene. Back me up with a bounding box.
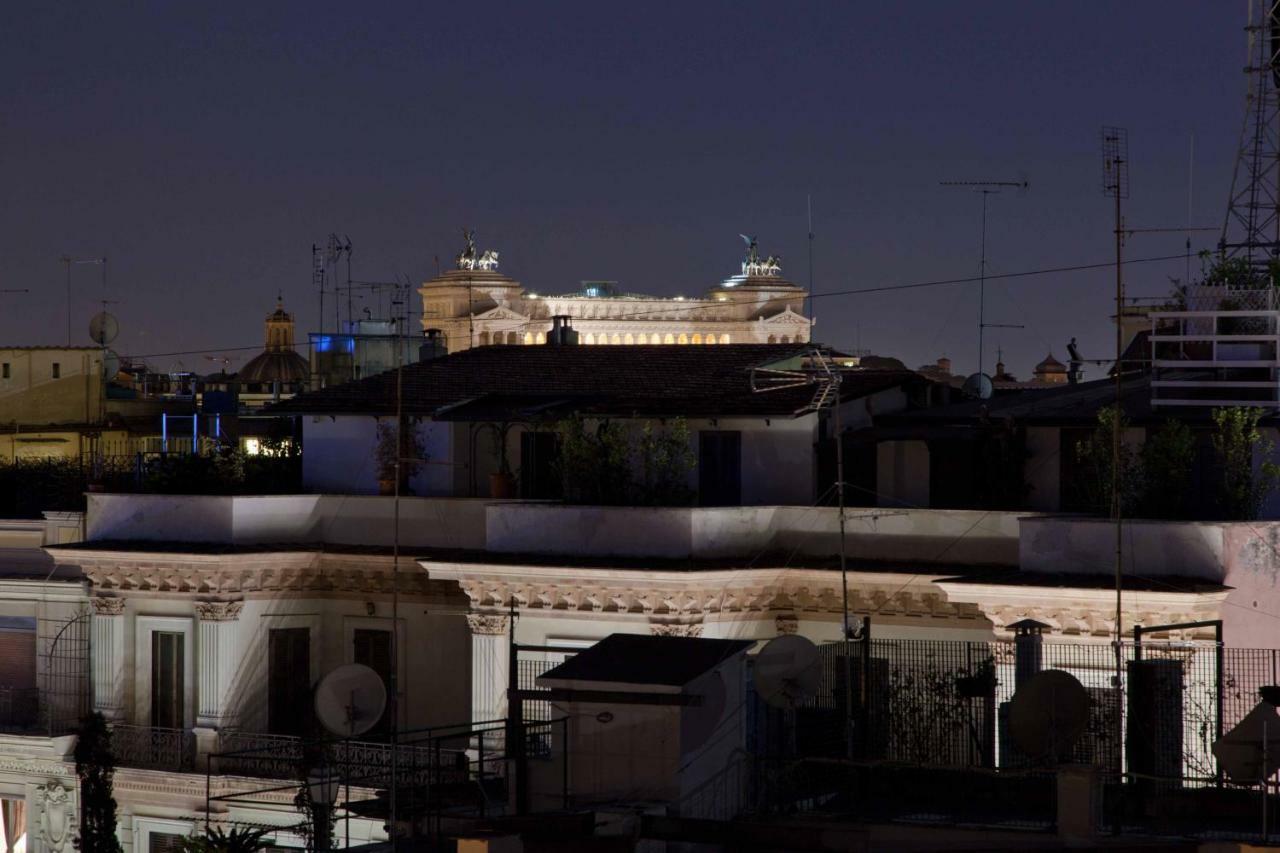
[268,628,311,737]
[150,632,184,730]
[698,431,742,506]
[353,629,394,738]
[519,431,561,499]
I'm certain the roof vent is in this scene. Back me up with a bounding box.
[547,315,579,346]
[419,328,447,362]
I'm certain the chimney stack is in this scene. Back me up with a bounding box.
[547,315,579,346]
[419,328,447,362]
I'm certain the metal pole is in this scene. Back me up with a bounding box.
[1113,186,1125,699]
[978,190,989,377]
[389,303,403,849]
[834,383,853,759]
[1216,621,1225,787]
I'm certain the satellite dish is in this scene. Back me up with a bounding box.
[1008,669,1090,763]
[88,312,119,346]
[314,663,387,738]
[681,670,728,750]
[102,350,120,379]
[1213,698,1280,782]
[962,372,994,400]
[753,635,822,709]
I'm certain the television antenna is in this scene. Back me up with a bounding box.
[753,635,822,709]
[62,256,106,346]
[1007,669,1090,764]
[940,178,1029,379]
[313,234,352,335]
[314,663,388,739]
[1102,126,1129,697]
[751,347,862,757]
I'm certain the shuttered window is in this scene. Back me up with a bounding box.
[268,628,311,736]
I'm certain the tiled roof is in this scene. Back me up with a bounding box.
[268,344,924,418]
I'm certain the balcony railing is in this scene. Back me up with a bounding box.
[112,725,196,772]
[0,687,41,732]
[1150,309,1280,408]
[216,730,466,785]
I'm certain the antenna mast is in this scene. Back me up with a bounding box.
[1101,125,1129,703]
[940,179,1029,377]
[1221,0,1280,266]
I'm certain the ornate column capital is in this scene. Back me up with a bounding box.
[90,596,125,616]
[195,601,244,622]
[466,613,510,636]
[649,622,704,638]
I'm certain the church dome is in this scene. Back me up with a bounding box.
[1033,352,1068,384]
[239,297,309,386]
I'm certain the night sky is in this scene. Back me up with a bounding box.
[0,2,1248,380]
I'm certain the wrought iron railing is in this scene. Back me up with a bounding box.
[215,729,467,786]
[112,725,196,772]
[0,687,41,732]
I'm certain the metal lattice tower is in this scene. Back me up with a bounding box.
[1221,0,1280,266]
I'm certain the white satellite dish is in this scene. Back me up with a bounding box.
[314,663,387,738]
[753,635,822,709]
[88,312,119,346]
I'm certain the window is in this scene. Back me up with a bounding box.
[353,629,393,738]
[148,832,188,853]
[268,628,311,736]
[699,431,742,506]
[151,632,184,729]
[0,617,37,728]
[51,363,60,379]
[1,363,8,379]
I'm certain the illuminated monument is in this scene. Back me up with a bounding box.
[418,231,812,350]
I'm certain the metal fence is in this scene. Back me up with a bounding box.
[112,725,196,772]
[39,610,90,736]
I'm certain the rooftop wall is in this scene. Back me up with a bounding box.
[85,494,489,550]
[83,495,1030,566]
[486,504,1028,565]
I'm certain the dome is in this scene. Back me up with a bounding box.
[1034,353,1067,374]
[239,349,309,384]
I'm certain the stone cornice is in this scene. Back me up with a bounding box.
[91,596,126,615]
[67,550,460,599]
[937,581,1228,639]
[466,614,509,635]
[427,562,973,622]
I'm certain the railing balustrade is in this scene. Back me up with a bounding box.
[0,687,40,732]
[111,724,196,772]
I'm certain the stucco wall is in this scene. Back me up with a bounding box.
[86,493,488,550]
[876,440,930,508]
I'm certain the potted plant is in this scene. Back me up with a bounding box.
[487,422,516,499]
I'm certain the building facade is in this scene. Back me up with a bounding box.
[418,233,812,352]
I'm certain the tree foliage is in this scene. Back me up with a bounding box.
[553,417,695,506]
[73,712,122,853]
[1212,406,1280,520]
[1138,419,1197,519]
[1073,406,1140,516]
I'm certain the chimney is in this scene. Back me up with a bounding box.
[936,356,951,375]
[1010,619,1049,689]
[419,328,447,362]
[546,315,579,346]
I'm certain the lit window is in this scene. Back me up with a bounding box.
[623,333,635,345]
[720,334,730,344]
[663,333,675,344]
[51,363,60,379]
[678,334,688,345]
[637,333,648,344]
[523,333,534,345]
[244,438,261,456]
[584,333,595,345]
[691,334,703,345]
[611,334,621,345]
[535,332,546,344]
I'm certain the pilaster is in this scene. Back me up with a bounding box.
[90,597,126,721]
[195,601,242,730]
[466,613,510,728]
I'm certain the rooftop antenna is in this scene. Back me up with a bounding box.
[1102,125,1129,700]
[751,348,860,757]
[61,256,105,347]
[1220,0,1280,268]
[806,193,816,331]
[940,178,1030,387]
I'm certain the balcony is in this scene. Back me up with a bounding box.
[0,686,40,732]
[215,730,467,786]
[1150,303,1280,408]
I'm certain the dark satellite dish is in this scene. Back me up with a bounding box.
[681,670,728,750]
[314,663,387,739]
[962,372,994,400]
[1008,669,1090,763]
[753,635,822,709]
[1213,699,1280,783]
[88,312,119,346]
